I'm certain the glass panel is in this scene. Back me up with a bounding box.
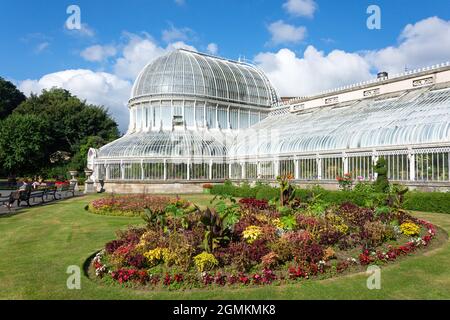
[143,162,165,180]
[259,161,275,180]
[230,108,239,130]
[108,164,121,180]
[212,163,229,180]
[279,159,295,177]
[229,163,242,179]
[239,109,249,129]
[206,103,216,129]
[217,106,228,129]
[348,156,373,181]
[152,102,161,128]
[166,163,187,180]
[245,163,258,179]
[184,101,195,127]
[322,157,343,180]
[298,159,318,180]
[195,102,205,127]
[124,163,141,180]
[190,163,209,180]
[161,101,172,127]
[415,152,449,182]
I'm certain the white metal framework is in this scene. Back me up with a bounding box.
[92,50,450,186]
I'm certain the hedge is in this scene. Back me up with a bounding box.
[404,192,450,214]
[211,182,450,214]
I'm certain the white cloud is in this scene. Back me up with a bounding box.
[365,16,450,73]
[113,34,166,79]
[256,46,371,96]
[19,70,132,132]
[81,45,117,62]
[166,41,197,52]
[174,0,185,5]
[21,33,52,54]
[113,33,196,79]
[162,25,194,43]
[283,0,317,18]
[267,20,307,46]
[207,43,219,55]
[19,34,199,132]
[35,42,50,53]
[257,16,450,97]
[65,23,95,38]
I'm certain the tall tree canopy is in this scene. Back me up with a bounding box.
[14,88,119,153]
[0,77,26,119]
[0,114,50,175]
[0,88,119,176]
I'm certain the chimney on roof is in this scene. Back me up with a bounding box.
[377,71,388,79]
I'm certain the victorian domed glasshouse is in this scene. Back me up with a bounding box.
[88,49,450,192]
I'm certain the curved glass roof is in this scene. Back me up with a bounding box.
[98,130,230,159]
[231,87,450,157]
[131,49,279,107]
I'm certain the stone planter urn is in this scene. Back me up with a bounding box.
[84,169,95,194]
[69,170,79,191]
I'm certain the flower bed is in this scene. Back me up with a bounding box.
[88,195,174,217]
[91,190,438,290]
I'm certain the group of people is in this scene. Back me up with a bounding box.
[2,178,48,210]
[2,179,31,210]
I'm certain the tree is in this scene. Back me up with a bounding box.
[69,136,107,171]
[0,77,26,119]
[14,88,119,155]
[0,114,50,175]
[11,88,119,176]
[374,156,390,193]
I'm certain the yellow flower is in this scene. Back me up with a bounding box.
[193,252,218,272]
[400,221,421,236]
[256,214,269,223]
[272,218,283,229]
[143,247,169,266]
[242,225,262,244]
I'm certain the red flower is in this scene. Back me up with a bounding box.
[163,273,172,286]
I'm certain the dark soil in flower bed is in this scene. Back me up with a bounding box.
[87,187,443,291]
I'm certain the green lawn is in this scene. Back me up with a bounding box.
[0,193,449,300]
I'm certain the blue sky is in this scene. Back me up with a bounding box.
[1,0,449,131]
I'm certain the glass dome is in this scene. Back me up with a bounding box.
[131,49,279,108]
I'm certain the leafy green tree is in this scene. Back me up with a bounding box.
[374,156,390,193]
[0,77,26,119]
[14,88,119,155]
[69,136,107,171]
[10,88,120,176]
[0,114,50,175]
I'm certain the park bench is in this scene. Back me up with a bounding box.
[17,186,59,207]
[0,193,10,206]
[44,186,57,201]
[17,186,47,207]
[1,184,76,210]
[56,184,76,199]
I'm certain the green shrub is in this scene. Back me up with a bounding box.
[211,182,450,214]
[374,157,390,193]
[255,185,278,200]
[404,192,450,214]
